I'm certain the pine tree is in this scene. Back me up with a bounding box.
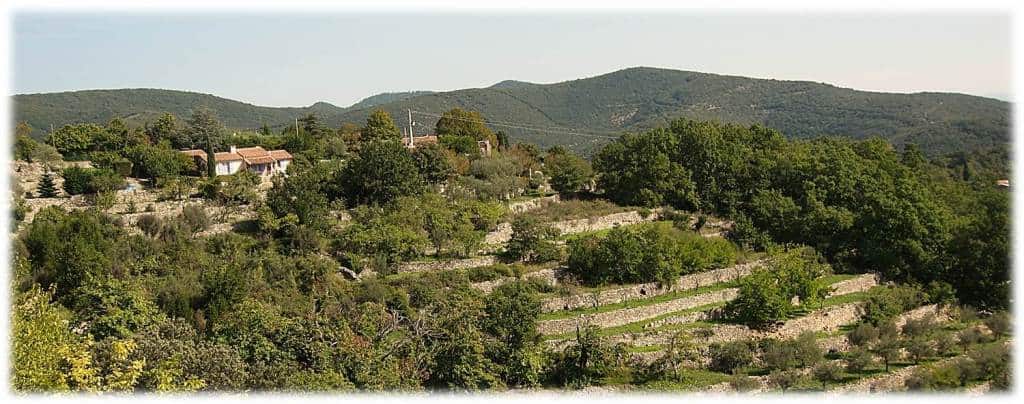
[37,172,58,198]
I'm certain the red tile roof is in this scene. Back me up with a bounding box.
[214,152,243,162]
[235,146,269,158]
[269,150,293,160]
[244,156,277,165]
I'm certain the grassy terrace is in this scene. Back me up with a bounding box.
[543,273,870,342]
[622,316,994,393]
[517,198,642,222]
[538,280,740,321]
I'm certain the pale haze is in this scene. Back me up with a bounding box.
[13,12,1012,106]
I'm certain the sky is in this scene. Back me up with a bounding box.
[12,12,1013,107]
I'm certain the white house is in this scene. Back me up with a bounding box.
[181,146,293,176]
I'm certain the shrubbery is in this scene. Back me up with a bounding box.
[565,222,737,286]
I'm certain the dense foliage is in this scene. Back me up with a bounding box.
[593,119,1009,309]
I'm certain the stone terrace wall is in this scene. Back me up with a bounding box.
[508,194,560,214]
[473,265,561,293]
[483,209,662,246]
[395,256,498,274]
[538,288,740,335]
[541,260,764,313]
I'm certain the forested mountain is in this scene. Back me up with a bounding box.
[347,91,435,110]
[333,67,1010,155]
[13,67,1010,156]
[13,88,347,137]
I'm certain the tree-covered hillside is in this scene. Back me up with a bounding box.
[12,89,346,138]
[12,67,1011,156]
[332,67,1010,156]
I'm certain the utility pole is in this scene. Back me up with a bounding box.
[407,109,414,146]
[295,118,299,136]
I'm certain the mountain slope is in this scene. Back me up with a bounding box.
[13,88,347,137]
[348,91,435,110]
[329,67,1010,155]
[12,67,1010,156]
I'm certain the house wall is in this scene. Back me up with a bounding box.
[277,159,291,173]
[217,161,243,176]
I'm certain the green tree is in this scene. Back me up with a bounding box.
[544,150,594,194]
[184,107,227,151]
[435,108,495,142]
[412,143,454,185]
[361,109,401,142]
[506,215,560,263]
[340,140,424,206]
[483,281,543,387]
[37,172,58,198]
[594,128,699,209]
[48,123,105,159]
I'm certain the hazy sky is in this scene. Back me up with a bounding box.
[13,12,1012,106]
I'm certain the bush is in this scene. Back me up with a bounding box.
[983,311,1010,337]
[708,340,754,374]
[136,214,164,238]
[811,361,844,389]
[566,222,737,286]
[725,249,830,327]
[180,205,210,234]
[728,374,760,392]
[766,369,803,392]
[861,284,925,326]
[847,322,879,347]
[61,166,92,195]
[845,347,874,373]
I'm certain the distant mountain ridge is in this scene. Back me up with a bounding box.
[13,67,1010,156]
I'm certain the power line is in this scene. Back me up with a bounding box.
[408,110,622,140]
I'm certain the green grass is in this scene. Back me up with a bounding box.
[634,368,733,391]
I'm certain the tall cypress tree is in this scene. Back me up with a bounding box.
[37,172,58,198]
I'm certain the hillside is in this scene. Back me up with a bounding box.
[330,67,1011,155]
[12,88,347,137]
[12,67,1011,155]
[347,91,435,110]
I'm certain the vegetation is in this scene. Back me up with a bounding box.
[9,90,1009,394]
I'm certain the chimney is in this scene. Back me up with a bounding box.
[229,145,237,154]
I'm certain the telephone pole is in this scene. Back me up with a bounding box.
[407,109,414,146]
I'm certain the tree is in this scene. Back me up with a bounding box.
[811,361,844,389]
[847,322,879,347]
[412,143,454,185]
[361,109,400,142]
[37,172,58,198]
[48,123,105,159]
[339,140,424,206]
[483,281,543,387]
[983,311,1010,337]
[184,107,227,150]
[12,286,95,391]
[544,150,594,194]
[708,340,754,374]
[435,108,495,143]
[593,128,699,209]
[548,325,615,388]
[767,369,803,392]
[145,112,180,144]
[845,347,873,373]
[506,216,560,263]
[871,337,902,372]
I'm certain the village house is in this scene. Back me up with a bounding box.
[180,146,293,176]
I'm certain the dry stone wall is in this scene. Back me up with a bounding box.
[538,288,740,335]
[395,256,498,274]
[541,260,765,313]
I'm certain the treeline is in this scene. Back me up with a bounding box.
[593,119,1009,309]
